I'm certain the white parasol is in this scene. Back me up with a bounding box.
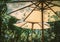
[7,0,60,42]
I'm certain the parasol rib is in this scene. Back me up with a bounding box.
[44,2,60,17]
[44,23,50,27]
[31,1,41,10]
[37,23,42,28]
[8,4,34,14]
[44,6,54,10]
[24,2,40,21]
[44,2,56,10]
[21,22,27,27]
[47,2,60,7]
[24,6,37,21]
[44,1,53,8]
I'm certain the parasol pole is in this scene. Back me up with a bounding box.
[31,23,34,42]
[41,1,44,42]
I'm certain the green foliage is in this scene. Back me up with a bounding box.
[0,0,60,42]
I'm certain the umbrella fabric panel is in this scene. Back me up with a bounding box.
[14,22,50,29]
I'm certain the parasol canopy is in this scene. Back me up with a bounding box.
[7,0,60,29]
[6,0,60,42]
